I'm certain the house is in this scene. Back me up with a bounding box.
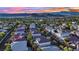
[75,43,79,51]
[3,23,8,26]
[55,32,64,40]
[33,36,50,47]
[11,24,27,51]
[14,31,25,35]
[75,30,79,37]
[33,35,61,51]
[71,22,78,30]
[61,31,70,38]
[41,45,61,51]
[32,31,41,37]
[16,29,25,32]
[45,26,53,32]
[14,28,25,36]
[61,23,67,30]
[69,33,79,44]
[0,25,3,28]
[30,23,36,29]
[0,29,7,33]
[51,28,70,40]
[64,32,79,51]
[11,41,28,51]
[3,26,9,30]
[13,34,25,41]
[51,29,64,40]
[8,23,14,27]
[17,27,25,30]
[30,28,37,32]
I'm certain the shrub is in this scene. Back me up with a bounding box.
[4,43,12,51]
[0,32,6,40]
[37,48,42,51]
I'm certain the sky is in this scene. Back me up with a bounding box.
[0,7,79,13]
[0,7,52,13]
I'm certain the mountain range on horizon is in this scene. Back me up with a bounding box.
[0,7,79,14]
[0,12,79,18]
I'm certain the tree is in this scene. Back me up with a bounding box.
[4,42,12,51]
[63,47,68,51]
[68,47,73,51]
[64,38,69,42]
[59,45,64,50]
[0,32,6,40]
[66,21,72,30]
[37,48,42,51]
[27,32,33,41]
[27,32,33,47]
[63,46,73,51]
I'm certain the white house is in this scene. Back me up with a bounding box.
[30,23,36,29]
[45,26,53,32]
[71,22,78,30]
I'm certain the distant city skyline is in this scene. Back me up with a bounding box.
[0,7,79,13]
